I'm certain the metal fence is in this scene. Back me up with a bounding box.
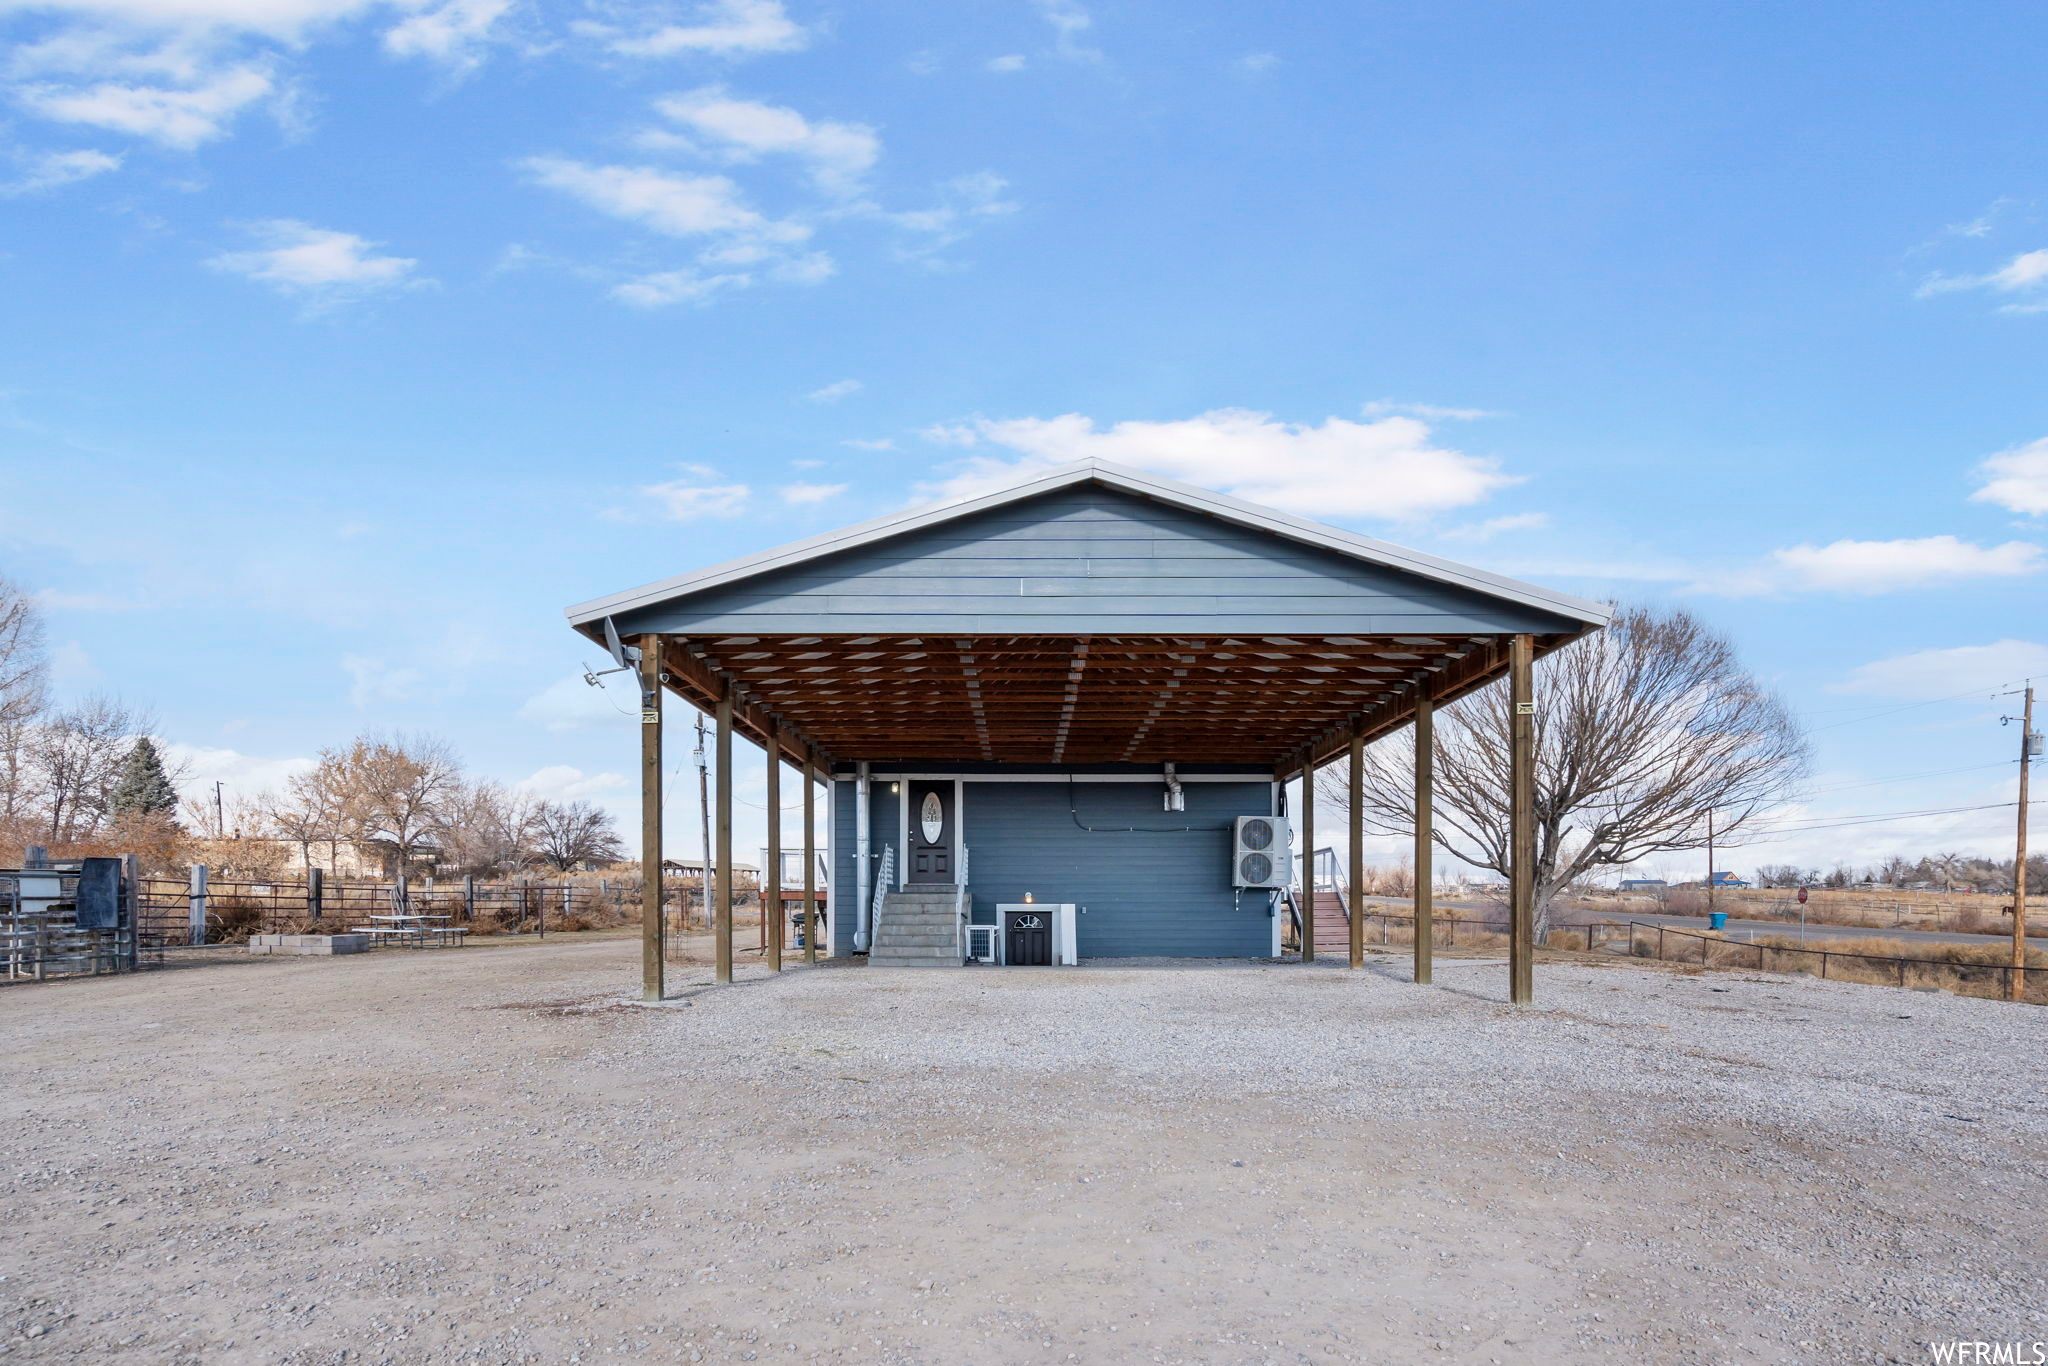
[137,871,638,947]
[3,858,152,983]
[1576,919,2046,1004]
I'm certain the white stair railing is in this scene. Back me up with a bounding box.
[954,846,970,962]
[863,846,894,953]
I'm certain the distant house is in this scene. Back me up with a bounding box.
[1618,878,1667,891]
[1707,871,1750,889]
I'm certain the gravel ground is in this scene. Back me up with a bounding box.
[1,936,2043,1365]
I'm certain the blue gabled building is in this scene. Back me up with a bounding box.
[567,459,1607,981]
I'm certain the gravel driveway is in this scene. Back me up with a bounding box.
[2,937,2043,1365]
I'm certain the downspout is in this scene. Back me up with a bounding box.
[854,761,872,952]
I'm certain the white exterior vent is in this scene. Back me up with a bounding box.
[1232,815,1292,889]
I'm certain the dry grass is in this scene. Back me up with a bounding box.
[1606,922,2048,1004]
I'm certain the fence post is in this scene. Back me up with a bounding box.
[464,875,476,924]
[308,867,323,923]
[189,864,208,947]
[123,853,140,970]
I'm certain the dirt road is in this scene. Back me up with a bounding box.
[2,937,2042,1364]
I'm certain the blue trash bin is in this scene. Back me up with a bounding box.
[1708,911,1728,930]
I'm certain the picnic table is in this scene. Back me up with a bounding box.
[347,913,468,949]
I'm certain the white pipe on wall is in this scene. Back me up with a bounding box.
[854,761,872,952]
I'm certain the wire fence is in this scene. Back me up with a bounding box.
[1576,919,2047,1005]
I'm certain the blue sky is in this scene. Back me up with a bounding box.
[4,0,2047,877]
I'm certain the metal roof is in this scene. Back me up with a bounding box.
[565,458,1611,632]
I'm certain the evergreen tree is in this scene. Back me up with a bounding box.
[110,736,179,822]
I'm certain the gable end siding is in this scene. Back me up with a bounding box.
[614,486,1580,637]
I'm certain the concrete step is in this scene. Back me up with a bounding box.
[874,932,958,948]
[880,914,959,927]
[869,948,963,967]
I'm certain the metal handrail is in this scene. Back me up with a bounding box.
[1309,847,1349,919]
[863,846,894,954]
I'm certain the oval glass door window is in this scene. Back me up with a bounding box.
[919,791,944,844]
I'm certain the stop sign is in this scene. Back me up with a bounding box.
[1797,887,1809,904]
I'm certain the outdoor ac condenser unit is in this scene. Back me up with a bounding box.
[1231,815,1293,889]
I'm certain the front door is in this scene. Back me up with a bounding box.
[907,781,953,883]
[1005,910,1051,966]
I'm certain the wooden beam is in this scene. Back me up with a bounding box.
[638,634,665,1002]
[1413,691,1434,987]
[715,689,735,986]
[1348,728,1365,970]
[765,723,783,973]
[1509,633,1535,1005]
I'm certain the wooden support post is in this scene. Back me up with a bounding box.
[1348,730,1365,969]
[1414,692,1434,986]
[2012,684,2033,1003]
[803,760,819,964]
[307,867,323,923]
[765,728,784,973]
[639,634,665,1002]
[1299,757,1315,962]
[1509,633,1536,1005]
[463,874,475,924]
[715,689,735,985]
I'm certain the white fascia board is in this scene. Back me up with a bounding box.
[564,458,1611,631]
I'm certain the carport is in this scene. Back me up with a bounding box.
[564,458,1607,999]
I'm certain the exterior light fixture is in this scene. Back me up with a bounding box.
[1023,892,1034,903]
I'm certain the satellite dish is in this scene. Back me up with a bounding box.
[603,616,641,670]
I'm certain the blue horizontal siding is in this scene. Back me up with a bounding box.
[964,780,1274,958]
[615,486,1579,638]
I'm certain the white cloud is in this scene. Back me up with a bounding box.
[610,267,749,307]
[1033,0,1098,61]
[383,0,512,67]
[1440,511,1551,541]
[1234,52,1278,75]
[208,219,422,303]
[1831,640,2048,700]
[1702,536,2046,595]
[842,436,894,451]
[636,469,750,519]
[1919,248,2048,312]
[806,378,861,402]
[778,481,846,504]
[986,53,1025,72]
[1972,437,2048,516]
[341,652,425,707]
[160,741,316,804]
[518,673,634,732]
[916,408,1518,519]
[521,155,792,239]
[0,0,380,36]
[514,763,628,801]
[879,170,1018,254]
[589,0,807,58]
[20,64,275,148]
[1361,399,1503,421]
[651,87,878,197]
[1,147,121,194]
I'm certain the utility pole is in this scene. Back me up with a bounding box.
[214,781,226,839]
[694,710,714,931]
[2012,685,2036,1003]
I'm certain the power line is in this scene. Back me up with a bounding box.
[1805,677,2032,735]
[1800,760,2013,797]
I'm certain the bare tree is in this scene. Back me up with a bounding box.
[1323,604,1807,933]
[31,696,146,845]
[317,733,462,877]
[528,800,625,871]
[438,780,536,877]
[0,578,48,831]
